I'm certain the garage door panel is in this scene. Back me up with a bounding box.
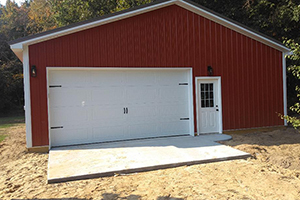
[49,68,191,147]
[50,88,88,107]
[157,70,189,85]
[127,105,157,117]
[126,87,157,104]
[50,107,88,127]
[127,123,159,138]
[49,70,89,87]
[159,86,189,103]
[89,71,125,87]
[90,117,125,127]
[159,121,190,134]
[91,105,125,120]
[92,126,126,141]
[91,88,124,105]
[125,70,156,86]
[51,128,89,146]
[157,104,189,117]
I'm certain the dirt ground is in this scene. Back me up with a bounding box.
[1,125,300,200]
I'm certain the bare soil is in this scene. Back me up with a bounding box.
[1,125,300,200]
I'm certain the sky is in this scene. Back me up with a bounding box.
[0,0,24,6]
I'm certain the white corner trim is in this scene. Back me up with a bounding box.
[282,52,288,126]
[176,0,290,53]
[23,45,32,148]
[195,76,223,135]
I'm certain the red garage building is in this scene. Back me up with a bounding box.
[10,0,290,150]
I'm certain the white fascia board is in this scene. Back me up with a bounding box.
[10,43,23,61]
[176,0,290,53]
[11,0,176,48]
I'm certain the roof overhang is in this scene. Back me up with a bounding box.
[10,0,290,61]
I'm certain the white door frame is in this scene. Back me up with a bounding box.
[46,67,194,148]
[195,76,223,135]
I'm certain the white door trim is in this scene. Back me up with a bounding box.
[46,67,194,148]
[195,76,223,135]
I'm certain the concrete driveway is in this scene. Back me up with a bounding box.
[48,134,250,183]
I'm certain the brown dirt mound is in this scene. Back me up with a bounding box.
[222,128,300,172]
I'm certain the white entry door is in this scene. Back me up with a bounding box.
[197,78,221,134]
[48,68,192,147]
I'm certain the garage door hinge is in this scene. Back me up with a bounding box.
[49,85,62,88]
[179,83,188,85]
[51,126,63,129]
[180,118,189,120]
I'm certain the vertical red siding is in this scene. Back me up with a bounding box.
[29,5,285,146]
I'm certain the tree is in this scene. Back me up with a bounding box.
[28,0,56,33]
[50,0,154,27]
[0,1,28,114]
[282,39,300,128]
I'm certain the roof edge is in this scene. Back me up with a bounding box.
[8,0,175,45]
[9,0,290,53]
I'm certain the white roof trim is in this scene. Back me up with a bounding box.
[10,0,290,58]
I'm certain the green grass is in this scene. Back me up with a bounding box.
[0,134,7,143]
[0,115,25,143]
[0,115,25,125]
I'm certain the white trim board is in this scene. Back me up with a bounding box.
[23,45,32,148]
[282,52,288,126]
[46,67,194,149]
[195,76,223,135]
[10,0,289,61]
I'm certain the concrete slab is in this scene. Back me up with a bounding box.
[48,134,250,183]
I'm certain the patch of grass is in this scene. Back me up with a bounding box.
[0,134,7,143]
[0,115,25,125]
[0,115,25,143]
[0,124,16,129]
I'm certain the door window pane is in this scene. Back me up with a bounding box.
[200,83,214,108]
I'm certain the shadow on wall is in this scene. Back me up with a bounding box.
[11,194,185,200]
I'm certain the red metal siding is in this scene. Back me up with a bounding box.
[29,5,284,147]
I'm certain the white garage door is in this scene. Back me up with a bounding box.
[48,68,192,147]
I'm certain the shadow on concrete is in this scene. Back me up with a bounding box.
[51,135,231,151]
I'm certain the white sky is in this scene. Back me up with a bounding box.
[0,0,24,6]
